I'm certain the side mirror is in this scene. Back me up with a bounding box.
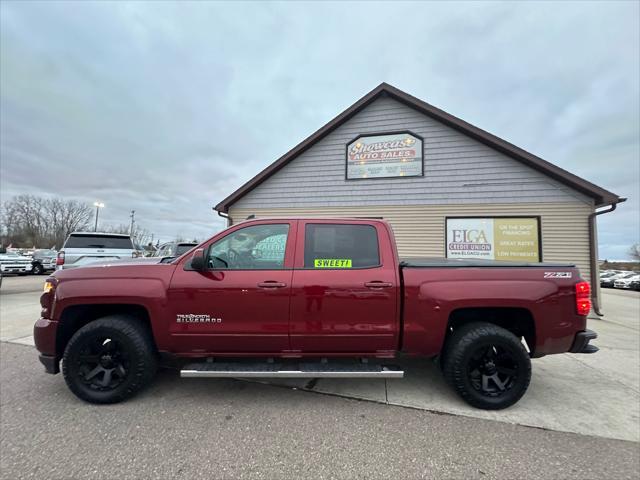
[190,248,206,271]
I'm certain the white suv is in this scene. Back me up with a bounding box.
[57,232,137,270]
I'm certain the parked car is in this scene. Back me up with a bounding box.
[56,232,137,270]
[601,271,636,288]
[613,274,640,289]
[599,271,617,279]
[0,251,33,275]
[154,241,198,260]
[31,249,57,275]
[35,218,597,410]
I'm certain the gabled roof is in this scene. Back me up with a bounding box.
[215,83,623,212]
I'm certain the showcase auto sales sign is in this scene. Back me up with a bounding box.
[346,132,423,179]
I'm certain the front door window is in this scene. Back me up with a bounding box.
[208,224,289,270]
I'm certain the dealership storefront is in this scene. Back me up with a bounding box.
[215,83,623,312]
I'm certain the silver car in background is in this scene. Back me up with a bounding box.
[614,274,640,289]
[601,271,636,288]
[56,232,137,269]
[0,251,33,276]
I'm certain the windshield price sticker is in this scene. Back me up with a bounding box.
[314,259,352,268]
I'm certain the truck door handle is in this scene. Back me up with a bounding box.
[257,281,287,289]
[364,281,393,289]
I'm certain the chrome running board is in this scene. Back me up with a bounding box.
[180,362,404,379]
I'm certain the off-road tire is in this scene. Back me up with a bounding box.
[442,322,531,410]
[62,316,157,404]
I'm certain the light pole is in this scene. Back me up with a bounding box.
[93,202,105,232]
[129,210,135,236]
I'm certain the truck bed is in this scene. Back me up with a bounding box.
[400,257,575,268]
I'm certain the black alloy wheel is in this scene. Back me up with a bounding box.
[76,336,130,391]
[443,322,531,410]
[62,316,157,404]
[467,344,518,397]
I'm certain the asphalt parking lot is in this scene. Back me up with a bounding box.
[1,275,639,479]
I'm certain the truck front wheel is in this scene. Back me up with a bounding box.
[442,322,531,410]
[62,316,157,404]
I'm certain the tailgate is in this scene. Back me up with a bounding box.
[64,248,132,267]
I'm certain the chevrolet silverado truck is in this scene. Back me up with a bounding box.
[34,218,598,409]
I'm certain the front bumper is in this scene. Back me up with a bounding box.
[0,264,32,273]
[34,318,59,374]
[38,354,60,374]
[569,329,599,354]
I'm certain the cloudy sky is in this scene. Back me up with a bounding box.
[1,1,638,257]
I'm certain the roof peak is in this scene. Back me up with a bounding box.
[216,83,621,212]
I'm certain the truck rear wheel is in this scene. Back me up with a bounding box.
[62,316,157,404]
[442,322,531,410]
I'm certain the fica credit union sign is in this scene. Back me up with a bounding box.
[446,217,540,262]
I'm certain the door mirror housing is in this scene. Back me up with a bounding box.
[189,248,206,271]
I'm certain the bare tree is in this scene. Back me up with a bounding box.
[100,224,132,234]
[133,228,153,247]
[99,223,154,248]
[0,195,160,250]
[1,195,92,248]
[628,243,640,261]
[46,198,93,247]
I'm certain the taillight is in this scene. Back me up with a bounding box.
[575,281,591,316]
[56,251,65,266]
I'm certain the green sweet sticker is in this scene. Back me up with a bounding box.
[314,259,352,268]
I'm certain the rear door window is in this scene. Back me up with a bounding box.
[64,235,134,249]
[304,224,379,269]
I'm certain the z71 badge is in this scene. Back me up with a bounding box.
[544,272,572,279]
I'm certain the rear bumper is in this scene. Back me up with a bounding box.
[569,329,599,354]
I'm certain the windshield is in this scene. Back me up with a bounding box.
[64,234,133,249]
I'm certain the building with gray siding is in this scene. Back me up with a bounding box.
[215,83,624,314]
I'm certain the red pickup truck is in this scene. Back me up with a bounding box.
[34,218,597,410]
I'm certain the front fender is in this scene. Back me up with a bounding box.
[52,272,173,350]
